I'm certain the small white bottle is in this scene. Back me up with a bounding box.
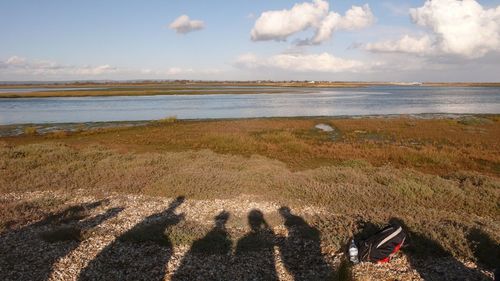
[349,239,359,264]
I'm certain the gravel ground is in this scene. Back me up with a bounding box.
[0,191,494,281]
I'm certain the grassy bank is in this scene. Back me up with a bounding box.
[2,81,500,89]
[1,116,499,272]
[4,116,499,176]
[0,88,296,98]
[2,81,500,98]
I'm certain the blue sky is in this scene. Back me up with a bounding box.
[1,0,500,81]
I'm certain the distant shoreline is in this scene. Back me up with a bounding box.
[1,81,500,87]
[1,81,500,98]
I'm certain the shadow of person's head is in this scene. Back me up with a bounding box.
[388,217,448,257]
[214,211,230,229]
[42,199,111,226]
[467,228,500,270]
[278,206,292,218]
[169,196,186,210]
[248,209,266,232]
[354,220,381,242]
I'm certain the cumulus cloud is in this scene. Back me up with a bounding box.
[5,56,26,66]
[250,0,374,44]
[364,34,435,55]
[166,67,194,75]
[311,4,374,44]
[0,56,118,77]
[0,56,225,80]
[234,52,365,73]
[250,0,328,41]
[411,0,500,57]
[140,67,221,77]
[169,15,205,34]
[364,0,500,58]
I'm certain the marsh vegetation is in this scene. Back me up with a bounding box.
[0,116,498,280]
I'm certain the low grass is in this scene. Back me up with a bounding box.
[156,116,177,124]
[49,130,70,138]
[23,126,38,135]
[4,116,499,176]
[0,142,498,260]
[0,196,67,232]
[0,81,383,98]
[0,88,293,98]
[3,81,498,99]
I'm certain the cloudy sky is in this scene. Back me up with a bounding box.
[1,0,500,82]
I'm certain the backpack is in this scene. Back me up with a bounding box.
[357,223,406,263]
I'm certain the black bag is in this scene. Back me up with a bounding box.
[358,223,406,263]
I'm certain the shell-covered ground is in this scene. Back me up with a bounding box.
[0,191,494,281]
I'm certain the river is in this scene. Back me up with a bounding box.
[0,86,499,125]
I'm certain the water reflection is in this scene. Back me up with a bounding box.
[0,86,499,125]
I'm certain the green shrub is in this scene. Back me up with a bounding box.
[156,116,177,123]
[24,126,38,135]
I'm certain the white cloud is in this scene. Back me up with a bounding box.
[169,15,205,34]
[166,67,194,75]
[411,0,500,57]
[339,4,375,31]
[234,52,365,73]
[364,34,435,55]
[364,0,500,58]
[143,67,221,76]
[0,56,118,77]
[250,0,373,44]
[74,64,116,75]
[311,4,374,44]
[5,56,26,66]
[250,0,328,41]
[0,56,227,80]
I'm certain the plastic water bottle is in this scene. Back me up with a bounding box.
[349,239,359,264]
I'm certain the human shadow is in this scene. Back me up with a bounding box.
[78,196,185,281]
[387,218,490,281]
[467,228,499,277]
[172,211,232,281]
[233,209,278,281]
[278,206,334,281]
[0,200,122,281]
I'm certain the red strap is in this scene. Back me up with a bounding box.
[377,242,403,263]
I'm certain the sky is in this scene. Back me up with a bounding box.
[1,0,500,82]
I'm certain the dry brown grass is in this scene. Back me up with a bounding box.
[0,89,291,98]
[0,195,68,232]
[2,81,499,98]
[0,141,498,262]
[2,81,499,89]
[48,130,70,138]
[5,116,498,176]
[23,126,38,135]
[156,116,178,123]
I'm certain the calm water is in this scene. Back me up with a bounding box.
[0,86,499,125]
